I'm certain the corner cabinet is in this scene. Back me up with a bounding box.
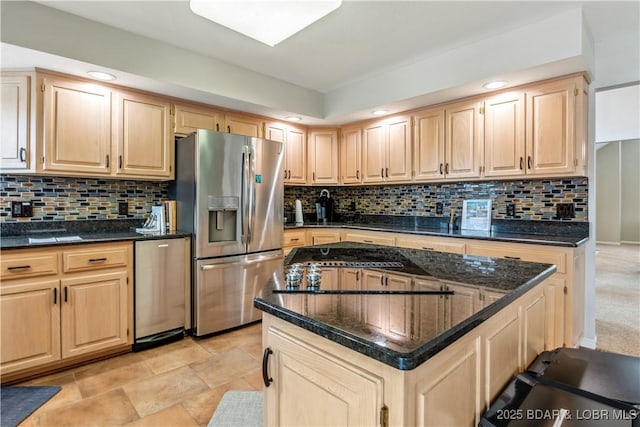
[113,90,173,179]
[1,72,36,172]
[36,71,175,181]
[0,242,133,382]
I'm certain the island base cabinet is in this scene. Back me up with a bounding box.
[263,280,552,427]
[263,322,384,427]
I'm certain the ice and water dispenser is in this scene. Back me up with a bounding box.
[207,196,239,242]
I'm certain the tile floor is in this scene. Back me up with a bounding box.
[18,322,263,426]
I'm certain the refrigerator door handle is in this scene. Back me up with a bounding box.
[200,252,283,270]
[241,150,249,245]
[248,148,256,244]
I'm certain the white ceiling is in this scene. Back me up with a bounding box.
[1,1,639,125]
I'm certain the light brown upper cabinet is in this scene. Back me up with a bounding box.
[113,90,173,179]
[36,71,174,181]
[362,115,412,183]
[174,102,224,136]
[308,128,339,185]
[1,72,35,173]
[224,112,264,137]
[525,76,586,177]
[40,73,113,176]
[413,100,482,181]
[483,91,526,177]
[265,121,307,185]
[340,125,362,184]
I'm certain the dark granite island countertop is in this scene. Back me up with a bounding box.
[254,242,556,370]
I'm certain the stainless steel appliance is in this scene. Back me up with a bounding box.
[175,130,284,336]
[133,237,188,350]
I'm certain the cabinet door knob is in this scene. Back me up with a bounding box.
[262,347,273,387]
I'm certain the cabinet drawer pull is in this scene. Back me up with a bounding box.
[7,265,31,272]
[504,256,521,260]
[53,288,57,305]
[519,157,524,170]
[356,271,359,280]
[88,258,108,263]
[290,238,299,242]
[421,247,434,251]
[262,347,273,387]
[19,147,26,162]
[385,276,389,286]
[363,240,373,243]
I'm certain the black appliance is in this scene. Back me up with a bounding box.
[480,348,640,427]
[315,189,334,222]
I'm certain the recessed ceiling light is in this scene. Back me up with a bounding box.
[190,0,342,47]
[87,71,116,81]
[483,81,508,90]
[372,110,388,116]
[286,116,302,122]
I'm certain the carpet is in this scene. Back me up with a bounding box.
[1,385,61,427]
[208,391,262,427]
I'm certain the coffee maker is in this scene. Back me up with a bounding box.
[315,189,334,223]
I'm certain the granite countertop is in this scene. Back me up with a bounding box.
[254,242,556,370]
[285,216,589,247]
[0,219,191,249]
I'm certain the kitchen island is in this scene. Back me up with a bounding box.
[255,242,558,426]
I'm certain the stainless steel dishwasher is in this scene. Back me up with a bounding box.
[133,237,189,351]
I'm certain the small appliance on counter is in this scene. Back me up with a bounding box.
[315,189,334,223]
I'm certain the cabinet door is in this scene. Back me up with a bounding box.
[41,74,112,175]
[308,129,338,185]
[285,126,307,185]
[362,120,386,183]
[174,102,223,135]
[525,79,576,176]
[414,279,446,340]
[309,229,341,245]
[1,279,61,375]
[445,100,483,179]
[1,73,33,171]
[413,108,445,181]
[61,270,128,359]
[225,113,262,137]
[386,115,412,182]
[483,91,525,177]
[265,326,383,427]
[306,268,338,316]
[114,90,173,179]
[340,126,362,184]
[338,269,361,320]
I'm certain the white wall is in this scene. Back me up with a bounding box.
[596,84,640,143]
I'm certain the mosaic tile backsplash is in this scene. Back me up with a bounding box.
[285,178,589,222]
[0,175,167,222]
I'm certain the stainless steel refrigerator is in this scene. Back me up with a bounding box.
[174,130,284,336]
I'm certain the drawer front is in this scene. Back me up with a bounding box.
[1,252,59,281]
[63,246,129,273]
[395,236,466,254]
[342,232,394,246]
[466,243,566,274]
[283,230,307,248]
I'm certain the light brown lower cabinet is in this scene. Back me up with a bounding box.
[262,282,551,427]
[0,242,133,382]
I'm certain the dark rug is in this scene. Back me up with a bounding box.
[1,386,61,427]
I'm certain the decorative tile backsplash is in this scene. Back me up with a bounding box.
[285,178,589,222]
[0,175,167,222]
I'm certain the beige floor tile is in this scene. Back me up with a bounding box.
[181,378,255,425]
[242,368,265,390]
[76,361,154,398]
[124,404,199,427]
[73,352,146,380]
[190,347,260,389]
[141,344,213,375]
[37,388,139,426]
[197,326,262,356]
[123,365,209,418]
